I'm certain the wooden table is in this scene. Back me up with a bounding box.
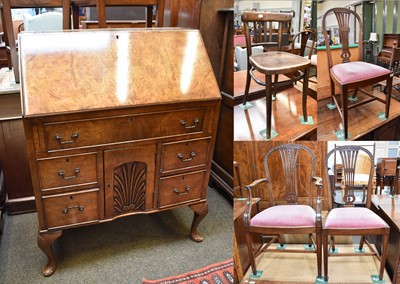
[371,194,400,283]
[20,29,221,276]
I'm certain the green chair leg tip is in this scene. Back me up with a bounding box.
[239,102,253,110]
[272,95,276,101]
[304,244,315,250]
[327,103,337,110]
[315,276,328,283]
[371,275,385,283]
[259,129,279,141]
[276,244,287,250]
[376,111,388,121]
[354,247,365,253]
[348,96,359,102]
[335,130,350,141]
[249,270,263,279]
[300,116,315,125]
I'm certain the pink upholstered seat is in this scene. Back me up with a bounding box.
[325,207,389,229]
[250,205,315,227]
[330,61,391,85]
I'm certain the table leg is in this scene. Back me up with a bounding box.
[38,230,62,277]
[189,202,209,242]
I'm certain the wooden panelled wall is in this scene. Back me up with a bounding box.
[234,141,329,211]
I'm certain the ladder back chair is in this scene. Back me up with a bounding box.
[243,143,322,279]
[0,0,71,83]
[323,145,389,282]
[70,0,164,29]
[241,11,312,140]
[322,8,393,140]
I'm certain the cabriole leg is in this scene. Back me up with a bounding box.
[189,202,209,242]
[37,230,62,277]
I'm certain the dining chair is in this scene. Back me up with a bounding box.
[322,8,393,140]
[243,143,322,280]
[0,0,71,83]
[241,11,312,140]
[323,145,389,282]
[70,0,164,29]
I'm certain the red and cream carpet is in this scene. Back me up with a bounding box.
[142,259,234,284]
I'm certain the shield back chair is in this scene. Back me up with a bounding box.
[322,8,393,140]
[0,0,71,84]
[241,11,312,140]
[70,0,164,29]
[323,145,389,282]
[243,143,322,280]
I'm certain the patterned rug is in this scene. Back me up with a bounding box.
[142,259,234,284]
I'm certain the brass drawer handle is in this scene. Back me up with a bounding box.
[177,151,196,162]
[173,186,191,196]
[55,132,79,144]
[180,118,199,129]
[63,205,84,214]
[58,167,80,180]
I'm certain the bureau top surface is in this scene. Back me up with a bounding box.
[19,29,220,117]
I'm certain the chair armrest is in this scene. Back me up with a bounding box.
[312,176,323,227]
[243,178,268,226]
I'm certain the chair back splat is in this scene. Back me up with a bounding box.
[325,145,374,208]
[264,144,316,207]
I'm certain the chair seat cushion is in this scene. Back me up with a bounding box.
[324,207,389,229]
[331,61,391,85]
[250,204,315,227]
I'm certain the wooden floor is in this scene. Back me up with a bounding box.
[317,88,400,140]
[241,244,392,284]
[234,84,317,141]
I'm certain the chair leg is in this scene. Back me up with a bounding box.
[265,74,273,139]
[341,86,349,139]
[302,67,309,122]
[359,235,365,251]
[330,78,335,105]
[385,76,393,118]
[352,88,358,99]
[316,232,322,278]
[278,234,285,246]
[323,234,329,281]
[379,233,389,281]
[272,74,279,99]
[245,231,258,276]
[243,66,252,106]
[307,233,313,247]
[330,235,336,252]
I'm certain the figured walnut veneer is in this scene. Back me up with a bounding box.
[20,29,220,276]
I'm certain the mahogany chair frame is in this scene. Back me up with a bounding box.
[243,143,322,279]
[323,145,389,282]
[0,0,71,83]
[241,11,312,140]
[322,8,393,140]
[70,0,164,29]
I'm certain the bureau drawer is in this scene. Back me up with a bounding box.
[37,153,98,191]
[42,189,99,229]
[43,108,206,151]
[158,170,206,208]
[161,138,210,173]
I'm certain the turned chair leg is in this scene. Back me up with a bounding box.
[265,74,273,139]
[243,66,252,106]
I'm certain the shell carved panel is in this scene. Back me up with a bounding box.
[113,162,147,215]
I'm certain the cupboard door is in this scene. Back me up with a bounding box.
[104,145,156,218]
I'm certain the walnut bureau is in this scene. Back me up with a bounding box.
[19,29,220,276]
